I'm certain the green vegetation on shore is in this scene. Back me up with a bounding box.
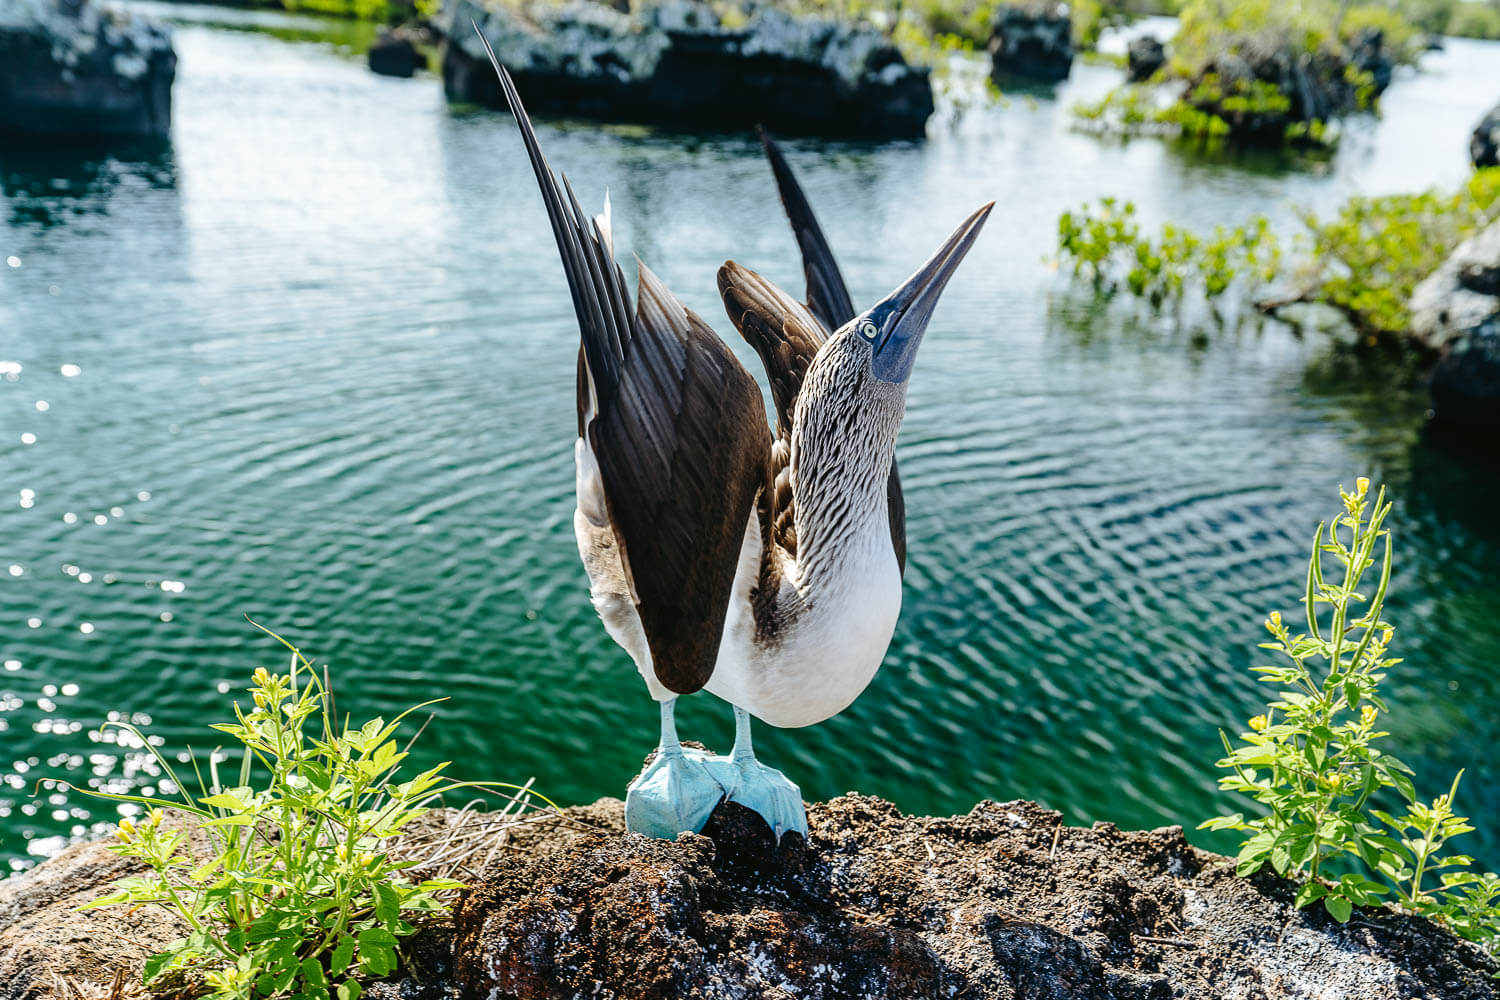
[1203,481,1500,959]
[41,490,1498,994]
[1056,168,1500,338]
[73,625,546,999]
[1071,0,1412,148]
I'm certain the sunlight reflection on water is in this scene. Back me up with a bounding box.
[2,9,1499,873]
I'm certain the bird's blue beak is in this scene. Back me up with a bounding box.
[858,201,994,384]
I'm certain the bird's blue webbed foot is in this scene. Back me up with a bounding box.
[702,705,808,843]
[625,699,723,839]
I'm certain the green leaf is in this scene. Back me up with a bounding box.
[1325,893,1353,922]
[190,855,225,882]
[374,882,401,926]
[303,957,329,987]
[338,982,363,1000]
[202,814,256,827]
[143,950,175,983]
[199,791,248,810]
[1295,881,1328,908]
[330,935,355,977]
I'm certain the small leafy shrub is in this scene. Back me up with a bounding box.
[1447,2,1500,40]
[1054,168,1500,338]
[1202,481,1500,957]
[76,626,542,999]
[1056,197,1280,308]
[1071,82,1330,147]
[1288,169,1500,335]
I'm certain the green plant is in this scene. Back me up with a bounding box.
[1201,481,1499,957]
[1054,168,1500,338]
[1070,81,1331,147]
[1056,197,1279,308]
[1447,1,1500,39]
[1202,479,1407,921]
[1290,168,1500,335]
[74,625,548,999]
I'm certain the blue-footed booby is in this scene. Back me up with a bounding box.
[480,38,992,841]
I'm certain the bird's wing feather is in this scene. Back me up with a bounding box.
[759,129,856,332]
[717,261,826,439]
[483,37,771,694]
[733,135,909,573]
[717,261,825,560]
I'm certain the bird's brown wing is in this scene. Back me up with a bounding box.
[717,261,823,560]
[740,134,909,573]
[485,39,771,695]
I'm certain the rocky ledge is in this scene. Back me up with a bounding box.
[1475,102,1500,170]
[1184,27,1393,143]
[3,794,1495,1000]
[0,0,175,138]
[1411,219,1500,430]
[442,0,934,138]
[987,3,1074,84]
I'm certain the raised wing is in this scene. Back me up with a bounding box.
[483,37,771,694]
[731,133,908,573]
[759,129,856,332]
[717,262,825,440]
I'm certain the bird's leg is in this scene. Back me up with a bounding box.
[624,697,723,840]
[711,704,808,843]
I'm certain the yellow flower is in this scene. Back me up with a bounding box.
[1249,715,1269,732]
[1361,705,1377,727]
[116,818,136,843]
[147,808,164,829]
[1356,477,1370,497]
[1265,611,1282,633]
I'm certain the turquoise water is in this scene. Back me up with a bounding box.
[2,8,1499,872]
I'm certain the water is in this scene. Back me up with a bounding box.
[2,6,1499,872]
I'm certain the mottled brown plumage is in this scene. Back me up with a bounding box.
[483,46,774,695]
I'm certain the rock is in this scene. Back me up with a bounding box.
[986,2,1072,84]
[0,837,187,998]
[1185,29,1392,143]
[1348,26,1394,96]
[369,26,427,78]
[0,0,175,138]
[8,796,1496,998]
[1411,222,1500,429]
[442,0,933,138]
[1473,102,1500,169]
[1125,35,1165,83]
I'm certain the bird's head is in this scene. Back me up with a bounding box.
[845,200,994,387]
[792,202,992,524]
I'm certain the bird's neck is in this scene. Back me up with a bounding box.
[787,408,900,596]
[793,491,893,604]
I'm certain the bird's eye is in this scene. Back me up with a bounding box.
[858,319,878,340]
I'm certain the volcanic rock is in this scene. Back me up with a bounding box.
[0,0,175,138]
[1126,35,1165,82]
[987,2,1073,83]
[442,0,933,138]
[1411,221,1500,429]
[370,26,427,77]
[4,796,1495,999]
[1474,102,1500,169]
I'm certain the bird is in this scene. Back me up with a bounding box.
[479,36,993,842]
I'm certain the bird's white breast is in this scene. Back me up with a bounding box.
[705,507,902,728]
